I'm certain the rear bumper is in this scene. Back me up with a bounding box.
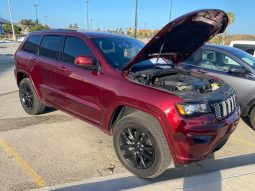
[172,106,240,164]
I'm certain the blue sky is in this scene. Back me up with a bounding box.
[0,0,254,34]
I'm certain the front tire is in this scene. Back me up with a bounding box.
[250,106,255,130]
[19,78,46,115]
[113,111,172,178]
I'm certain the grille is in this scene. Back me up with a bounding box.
[212,94,237,120]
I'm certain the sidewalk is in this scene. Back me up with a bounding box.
[32,153,255,191]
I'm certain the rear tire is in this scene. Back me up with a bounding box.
[113,111,172,178]
[250,106,255,130]
[19,78,46,115]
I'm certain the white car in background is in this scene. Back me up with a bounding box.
[17,36,26,42]
[230,40,255,56]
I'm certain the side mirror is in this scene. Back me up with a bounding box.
[228,66,246,75]
[74,56,98,70]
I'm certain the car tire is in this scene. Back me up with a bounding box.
[19,78,46,115]
[113,111,172,178]
[250,106,255,130]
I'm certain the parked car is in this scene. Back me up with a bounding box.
[17,36,26,42]
[230,40,255,56]
[180,44,255,129]
[14,9,240,178]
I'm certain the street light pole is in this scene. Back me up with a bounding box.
[34,4,38,21]
[90,18,92,31]
[86,0,90,30]
[134,0,138,38]
[143,22,146,30]
[7,0,16,42]
[44,16,48,26]
[169,0,172,21]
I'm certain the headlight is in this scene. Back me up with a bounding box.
[176,103,211,116]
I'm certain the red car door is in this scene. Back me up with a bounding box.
[54,35,102,125]
[34,35,64,104]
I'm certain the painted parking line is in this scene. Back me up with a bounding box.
[0,137,47,188]
[231,136,255,148]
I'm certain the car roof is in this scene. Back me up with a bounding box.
[29,29,128,39]
[204,43,244,53]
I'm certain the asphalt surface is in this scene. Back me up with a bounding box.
[0,43,255,191]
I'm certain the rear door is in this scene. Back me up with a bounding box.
[34,35,64,104]
[54,35,102,125]
[16,35,41,76]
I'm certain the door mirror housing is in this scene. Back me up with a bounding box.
[75,56,98,70]
[228,66,246,75]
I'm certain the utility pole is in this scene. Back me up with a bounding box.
[90,18,93,31]
[7,0,16,41]
[86,0,90,30]
[34,4,39,22]
[134,0,138,38]
[44,16,48,26]
[143,22,146,30]
[169,0,173,21]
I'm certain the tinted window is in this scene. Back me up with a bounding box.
[23,35,41,54]
[62,36,92,64]
[39,35,62,59]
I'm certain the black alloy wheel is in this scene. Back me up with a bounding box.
[20,83,34,110]
[19,78,46,115]
[119,127,155,169]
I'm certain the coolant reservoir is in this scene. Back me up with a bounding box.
[211,82,220,91]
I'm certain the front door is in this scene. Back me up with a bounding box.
[54,35,102,125]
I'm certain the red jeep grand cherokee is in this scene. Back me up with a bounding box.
[14,9,240,178]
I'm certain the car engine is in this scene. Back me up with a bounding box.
[129,68,221,93]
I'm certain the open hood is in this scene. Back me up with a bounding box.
[123,9,228,72]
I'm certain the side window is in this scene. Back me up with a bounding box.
[200,50,243,72]
[200,50,217,70]
[22,35,41,54]
[62,36,92,64]
[39,35,62,59]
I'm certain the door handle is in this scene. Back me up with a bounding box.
[58,66,67,71]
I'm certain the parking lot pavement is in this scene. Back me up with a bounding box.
[1,44,255,191]
[32,155,255,191]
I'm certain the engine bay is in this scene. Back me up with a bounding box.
[129,68,221,94]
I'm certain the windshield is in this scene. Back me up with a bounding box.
[91,37,172,70]
[232,49,255,68]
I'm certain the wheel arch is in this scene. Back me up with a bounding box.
[16,69,45,105]
[16,70,29,86]
[109,105,137,134]
[108,103,177,164]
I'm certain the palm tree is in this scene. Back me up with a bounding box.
[220,12,235,45]
[226,12,235,26]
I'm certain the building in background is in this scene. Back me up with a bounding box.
[0,17,10,34]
